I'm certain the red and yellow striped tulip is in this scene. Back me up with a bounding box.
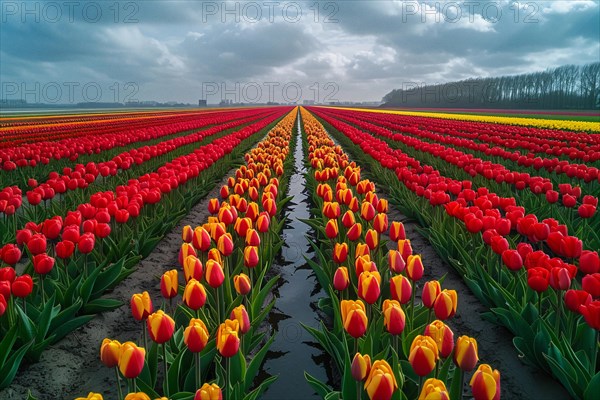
[205,259,225,288]
[422,280,441,309]
[234,217,252,238]
[382,299,406,335]
[325,219,339,239]
[244,245,259,268]
[184,318,209,353]
[470,364,501,400]
[256,213,270,232]
[210,222,227,242]
[389,221,406,241]
[454,336,479,371]
[424,320,454,358]
[390,275,412,304]
[433,289,458,320]
[230,304,251,334]
[183,279,207,310]
[246,202,260,221]
[365,229,379,250]
[100,338,121,368]
[323,201,341,219]
[207,248,222,264]
[341,299,369,338]
[184,255,203,282]
[373,213,388,234]
[342,210,356,228]
[406,254,424,281]
[245,228,261,246]
[418,378,450,400]
[409,335,439,376]
[351,353,372,382]
[182,225,193,243]
[333,267,349,291]
[146,310,175,344]
[130,291,153,321]
[358,271,381,305]
[333,242,349,264]
[179,243,197,266]
[160,269,178,299]
[195,383,223,400]
[118,341,146,379]
[217,233,234,256]
[234,273,252,296]
[376,198,388,213]
[216,319,240,357]
[388,250,405,274]
[347,223,363,242]
[355,244,370,260]
[360,201,376,221]
[192,227,211,252]
[208,198,220,214]
[364,359,398,400]
[397,239,412,261]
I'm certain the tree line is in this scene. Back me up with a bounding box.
[382,62,600,110]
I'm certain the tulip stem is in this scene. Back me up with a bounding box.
[393,335,398,355]
[356,380,361,400]
[537,292,543,316]
[592,329,599,376]
[227,356,231,399]
[115,367,123,400]
[418,375,424,397]
[195,351,201,390]
[163,343,170,398]
[459,369,465,399]
[555,290,562,334]
[142,322,148,353]
[410,284,416,331]
[40,275,46,307]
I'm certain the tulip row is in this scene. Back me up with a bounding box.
[89,107,299,399]
[328,107,600,185]
[299,107,501,400]
[0,107,292,389]
[0,109,276,230]
[337,107,600,133]
[315,108,599,221]
[308,107,600,399]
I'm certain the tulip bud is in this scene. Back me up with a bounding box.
[406,254,424,281]
[182,225,193,243]
[364,359,398,400]
[11,274,33,298]
[27,234,47,255]
[373,213,388,234]
[192,227,212,252]
[409,335,439,376]
[470,364,501,400]
[389,221,406,241]
[360,201,376,221]
[347,223,363,242]
[1,244,21,265]
[333,242,349,264]
[358,271,381,305]
[245,228,261,246]
[501,250,523,271]
[183,279,207,310]
[56,240,75,259]
[230,304,251,334]
[397,239,412,262]
[256,213,270,233]
[0,267,15,282]
[365,229,379,250]
[388,250,405,274]
[130,291,153,321]
[195,383,223,400]
[325,219,339,239]
[118,341,146,379]
[0,295,6,317]
[579,301,600,330]
[33,253,55,275]
[582,273,600,298]
[424,320,454,358]
[233,273,252,296]
[351,353,371,382]
[422,281,441,309]
[580,251,600,275]
[244,246,259,268]
[382,299,406,336]
[333,267,349,291]
[123,393,150,400]
[183,255,203,282]
[184,318,209,353]
[100,338,121,368]
[341,210,356,228]
[78,233,95,254]
[205,259,225,288]
[418,378,450,400]
[160,269,178,299]
[355,244,370,260]
[454,336,479,371]
[549,267,572,291]
[179,243,198,266]
[565,290,591,314]
[217,233,234,257]
[340,299,368,338]
[433,289,458,320]
[390,275,412,305]
[216,319,240,357]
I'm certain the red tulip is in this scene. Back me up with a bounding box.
[561,236,582,258]
[549,267,572,291]
[27,234,47,255]
[0,267,16,282]
[78,233,95,254]
[333,267,349,291]
[422,280,441,309]
[527,267,549,293]
[582,273,600,298]
[579,301,600,330]
[33,253,55,275]
[501,250,523,271]
[580,251,600,274]
[1,244,21,265]
[146,310,175,344]
[11,274,33,298]
[205,259,225,288]
[390,275,412,304]
[389,221,406,241]
[565,290,591,313]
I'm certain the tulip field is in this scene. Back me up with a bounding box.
[0,106,599,400]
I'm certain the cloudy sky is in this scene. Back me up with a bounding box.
[1,0,599,104]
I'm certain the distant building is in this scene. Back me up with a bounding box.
[198,100,207,107]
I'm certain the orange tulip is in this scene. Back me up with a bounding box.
[382,300,406,336]
[100,338,121,368]
[160,269,178,299]
[333,267,349,291]
[433,289,458,320]
[358,271,381,305]
[406,254,424,281]
[216,319,240,357]
[424,320,454,358]
[183,279,207,310]
[184,318,209,353]
[244,245,259,268]
[325,219,339,239]
[217,233,234,256]
[205,259,225,288]
[470,364,501,400]
[390,275,412,304]
[454,336,479,371]
[130,291,153,321]
[147,310,175,344]
[195,383,223,400]
[234,273,252,295]
[124,393,150,400]
[230,304,251,334]
[409,335,439,376]
[365,229,379,250]
[388,250,406,274]
[351,353,372,382]
[389,221,406,241]
[333,242,349,264]
[418,378,450,400]
[364,359,398,400]
[192,226,211,252]
[75,393,104,400]
[183,255,203,282]
[118,341,146,379]
[341,299,368,338]
[422,280,441,309]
